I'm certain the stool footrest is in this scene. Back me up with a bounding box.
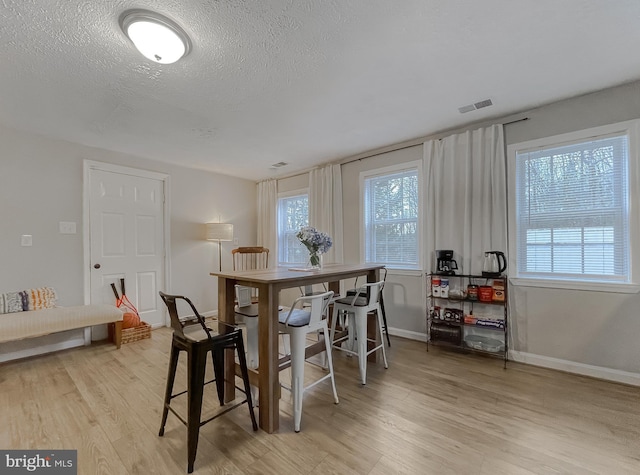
[200,400,250,427]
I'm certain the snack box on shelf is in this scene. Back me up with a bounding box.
[492,279,505,302]
[474,318,505,329]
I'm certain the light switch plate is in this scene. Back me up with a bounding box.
[21,235,32,246]
[233,238,239,245]
[59,221,77,234]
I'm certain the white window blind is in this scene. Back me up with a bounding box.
[277,193,308,265]
[515,133,629,282]
[364,168,419,269]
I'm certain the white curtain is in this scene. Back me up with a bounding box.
[309,164,344,264]
[257,179,278,268]
[423,124,507,274]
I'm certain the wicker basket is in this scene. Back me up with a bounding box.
[121,321,151,344]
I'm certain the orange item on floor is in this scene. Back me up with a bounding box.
[122,311,141,329]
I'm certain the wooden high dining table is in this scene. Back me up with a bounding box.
[211,263,383,433]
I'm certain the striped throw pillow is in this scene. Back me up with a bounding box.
[27,287,58,310]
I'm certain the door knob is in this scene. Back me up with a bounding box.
[94,263,101,269]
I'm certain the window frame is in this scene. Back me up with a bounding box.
[507,119,640,293]
[359,161,423,271]
[276,189,309,267]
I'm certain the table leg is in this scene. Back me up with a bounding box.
[257,283,280,433]
[327,280,340,296]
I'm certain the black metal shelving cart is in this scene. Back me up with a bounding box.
[426,273,508,368]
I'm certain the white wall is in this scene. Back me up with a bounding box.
[337,80,640,380]
[0,124,256,319]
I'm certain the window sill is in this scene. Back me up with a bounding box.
[509,278,640,294]
[385,268,423,277]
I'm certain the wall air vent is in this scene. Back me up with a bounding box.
[458,98,493,114]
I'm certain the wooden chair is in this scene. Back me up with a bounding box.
[232,246,269,305]
[232,246,269,271]
[231,246,270,370]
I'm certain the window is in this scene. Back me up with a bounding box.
[277,192,308,265]
[362,165,420,269]
[515,130,630,283]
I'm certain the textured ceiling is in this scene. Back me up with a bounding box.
[2,1,640,181]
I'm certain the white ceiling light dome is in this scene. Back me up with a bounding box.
[120,10,191,64]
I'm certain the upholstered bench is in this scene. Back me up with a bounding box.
[0,287,123,362]
[0,304,123,348]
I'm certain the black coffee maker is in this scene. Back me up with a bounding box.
[436,250,458,275]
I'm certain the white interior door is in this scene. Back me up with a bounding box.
[89,167,166,327]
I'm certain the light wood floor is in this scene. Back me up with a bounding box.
[1,328,639,474]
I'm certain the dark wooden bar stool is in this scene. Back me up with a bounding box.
[158,292,258,473]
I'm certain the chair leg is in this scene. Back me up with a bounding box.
[355,311,368,385]
[321,323,339,404]
[245,316,259,369]
[243,317,260,404]
[212,347,225,406]
[318,330,327,369]
[376,305,389,369]
[159,342,180,437]
[280,332,291,357]
[235,334,258,431]
[250,385,259,409]
[186,346,207,474]
[289,330,306,432]
[347,313,356,353]
[330,305,339,346]
[380,293,391,347]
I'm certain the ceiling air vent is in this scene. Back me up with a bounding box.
[270,161,288,169]
[474,99,493,109]
[458,98,493,114]
[458,104,476,114]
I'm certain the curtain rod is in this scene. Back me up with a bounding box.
[503,117,529,126]
[339,117,530,166]
[272,117,531,180]
[342,143,420,164]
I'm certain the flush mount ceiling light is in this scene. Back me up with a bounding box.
[119,9,191,64]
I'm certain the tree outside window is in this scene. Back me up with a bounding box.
[278,193,309,265]
[516,133,629,282]
[363,167,419,269]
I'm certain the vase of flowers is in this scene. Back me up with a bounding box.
[296,226,332,269]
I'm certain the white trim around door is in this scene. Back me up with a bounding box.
[82,160,171,327]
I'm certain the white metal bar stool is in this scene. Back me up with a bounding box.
[279,290,339,432]
[330,281,388,385]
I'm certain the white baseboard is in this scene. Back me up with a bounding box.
[387,330,640,387]
[509,350,640,387]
